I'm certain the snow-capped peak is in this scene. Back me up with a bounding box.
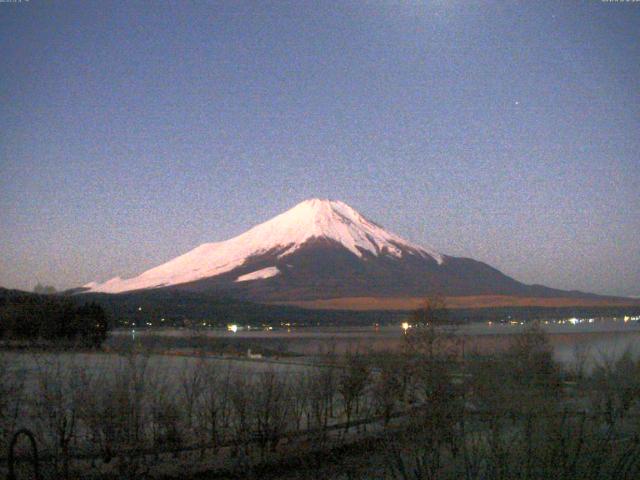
[264,198,442,261]
[84,198,443,293]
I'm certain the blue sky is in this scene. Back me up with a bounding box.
[1,1,638,296]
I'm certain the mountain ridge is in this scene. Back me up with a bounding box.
[84,198,444,294]
[82,199,621,304]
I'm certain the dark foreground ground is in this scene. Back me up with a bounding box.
[4,323,640,479]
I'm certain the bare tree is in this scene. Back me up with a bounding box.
[228,369,253,463]
[570,341,592,381]
[371,353,406,426]
[306,367,336,444]
[78,351,151,476]
[589,348,640,427]
[337,351,370,434]
[148,374,183,454]
[0,353,25,453]
[31,355,98,479]
[198,361,233,450]
[179,356,205,434]
[386,296,463,480]
[287,371,310,432]
[252,369,292,458]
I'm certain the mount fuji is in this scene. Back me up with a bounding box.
[83,199,603,304]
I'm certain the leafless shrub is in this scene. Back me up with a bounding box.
[306,367,336,444]
[589,349,640,426]
[287,371,310,432]
[384,299,463,480]
[251,369,292,458]
[0,352,25,452]
[468,325,561,412]
[508,323,559,378]
[570,341,592,381]
[32,356,89,478]
[197,361,233,450]
[147,374,183,453]
[179,356,205,434]
[407,320,461,445]
[338,351,370,434]
[228,369,253,461]
[371,356,404,426]
[76,351,151,477]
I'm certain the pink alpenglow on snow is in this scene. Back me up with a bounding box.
[84,199,443,293]
[235,267,280,282]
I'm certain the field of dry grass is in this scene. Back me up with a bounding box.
[274,295,640,311]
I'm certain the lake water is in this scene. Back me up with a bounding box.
[110,319,640,369]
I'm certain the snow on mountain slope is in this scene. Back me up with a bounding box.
[84,198,444,293]
[235,266,280,282]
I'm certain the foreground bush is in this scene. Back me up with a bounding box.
[3,321,640,479]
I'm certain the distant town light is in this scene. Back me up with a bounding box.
[401,322,410,332]
[227,324,238,333]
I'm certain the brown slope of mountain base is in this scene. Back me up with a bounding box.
[272,295,640,311]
